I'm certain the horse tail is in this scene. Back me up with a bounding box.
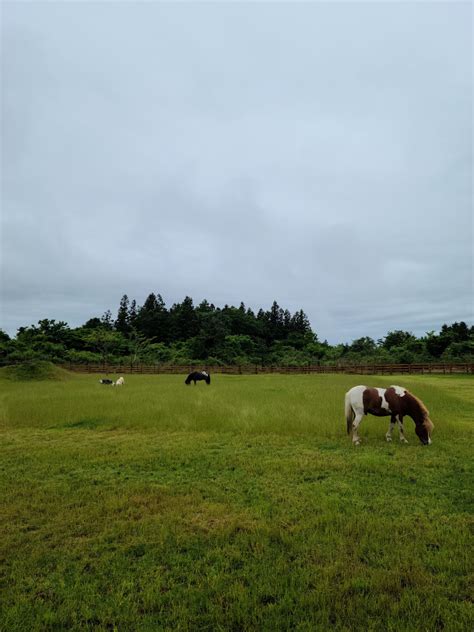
[345,391,354,435]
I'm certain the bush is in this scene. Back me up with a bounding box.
[441,341,474,362]
[2,361,66,381]
[66,350,101,364]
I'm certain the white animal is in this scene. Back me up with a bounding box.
[114,376,125,386]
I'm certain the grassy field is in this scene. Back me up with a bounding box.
[0,371,472,631]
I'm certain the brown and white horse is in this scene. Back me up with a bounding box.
[345,385,434,446]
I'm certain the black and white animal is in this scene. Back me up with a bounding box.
[99,379,114,385]
[185,371,211,385]
[345,385,434,446]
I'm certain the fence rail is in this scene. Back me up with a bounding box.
[58,362,474,375]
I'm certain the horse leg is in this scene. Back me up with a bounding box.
[352,412,364,445]
[386,415,397,442]
[398,415,408,443]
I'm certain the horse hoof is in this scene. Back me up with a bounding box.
[353,440,361,446]
[386,437,392,442]
[400,438,408,444]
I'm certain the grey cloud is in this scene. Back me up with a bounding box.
[1,2,472,342]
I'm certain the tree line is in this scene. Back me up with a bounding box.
[1,293,473,366]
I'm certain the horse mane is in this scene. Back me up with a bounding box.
[406,390,433,429]
[408,391,429,416]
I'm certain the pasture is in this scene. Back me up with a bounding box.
[1,371,472,631]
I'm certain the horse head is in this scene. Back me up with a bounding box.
[415,413,434,445]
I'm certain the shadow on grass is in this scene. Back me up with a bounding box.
[59,418,104,430]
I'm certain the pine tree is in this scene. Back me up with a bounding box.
[169,296,198,341]
[128,300,138,328]
[283,309,292,334]
[115,295,130,334]
[197,299,214,314]
[101,310,113,330]
[142,293,158,312]
[291,309,311,334]
[268,301,285,341]
[135,293,169,341]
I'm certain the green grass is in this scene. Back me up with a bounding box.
[0,373,472,631]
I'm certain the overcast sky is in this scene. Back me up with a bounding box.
[1,2,472,343]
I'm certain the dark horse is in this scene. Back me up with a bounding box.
[185,371,211,385]
[345,384,434,445]
[99,379,114,385]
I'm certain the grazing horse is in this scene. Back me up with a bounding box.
[345,385,434,446]
[113,377,125,386]
[99,379,114,385]
[185,371,211,385]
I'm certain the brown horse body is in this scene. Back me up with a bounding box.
[345,385,434,445]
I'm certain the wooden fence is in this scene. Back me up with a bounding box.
[59,362,474,375]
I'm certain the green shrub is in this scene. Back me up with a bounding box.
[2,360,67,381]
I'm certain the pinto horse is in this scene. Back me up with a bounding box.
[185,371,211,385]
[345,385,434,445]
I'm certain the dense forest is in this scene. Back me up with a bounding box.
[1,293,473,366]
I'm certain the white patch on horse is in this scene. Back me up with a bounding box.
[349,385,367,402]
[345,386,367,445]
[391,385,406,397]
[201,371,208,377]
[376,388,391,412]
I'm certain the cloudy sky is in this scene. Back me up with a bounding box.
[2,1,472,343]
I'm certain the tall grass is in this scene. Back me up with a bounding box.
[2,373,472,439]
